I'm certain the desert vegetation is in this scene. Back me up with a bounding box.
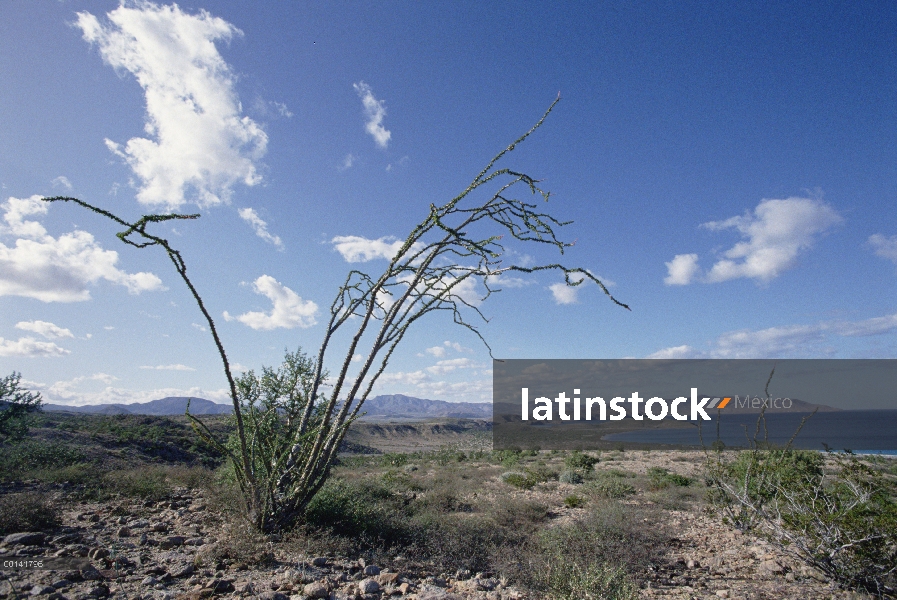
[3,410,896,598]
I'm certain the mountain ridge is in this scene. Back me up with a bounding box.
[42,394,492,419]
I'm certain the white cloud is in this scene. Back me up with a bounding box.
[51,176,73,190]
[831,313,897,337]
[331,235,419,262]
[646,345,699,359]
[376,370,431,386]
[484,274,532,288]
[426,357,481,375]
[28,374,229,407]
[0,195,164,302]
[549,282,578,305]
[15,320,74,339]
[704,198,841,283]
[0,336,70,358]
[648,311,897,359]
[229,363,248,373]
[665,198,841,285]
[139,364,196,371]
[664,253,700,286]
[423,340,472,357]
[191,322,207,332]
[238,208,284,250]
[77,3,267,210]
[339,153,356,171]
[223,275,318,330]
[868,234,897,265]
[353,81,391,149]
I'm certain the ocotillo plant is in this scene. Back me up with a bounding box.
[45,97,628,532]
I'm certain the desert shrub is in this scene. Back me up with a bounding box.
[432,448,467,465]
[166,465,215,490]
[706,447,897,596]
[558,470,584,485]
[104,466,173,500]
[304,478,410,544]
[586,476,635,499]
[647,467,691,490]
[486,498,550,530]
[501,471,534,489]
[564,494,586,508]
[34,463,97,486]
[0,492,61,534]
[379,452,410,467]
[527,464,559,483]
[565,451,599,471]
[503,502,664,599]
[409,513,505,572]
[493,449,523,467]
[0,372,42,442]
[0,440,85,479]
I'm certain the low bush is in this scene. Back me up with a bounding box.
[565,451,599,471]
[0,440,84,479]
[558,470,584,485]
[501,502,665,600]
[104,466,173,500]
[501,471,534,489]
[0,492,61,534]
[647,467,691,490]
[564,494,586,508]
[706,447,897,597]
[586,476,635,499]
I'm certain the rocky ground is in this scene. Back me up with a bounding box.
[0,449,889,599]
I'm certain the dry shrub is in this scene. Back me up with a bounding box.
[497,500,667,598]
[0,492,61,534]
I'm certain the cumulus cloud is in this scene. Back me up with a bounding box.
[426,357,481,375]
[15,320,74,339]
[77,2,267,209]
[353,81,391,148]
[238,208,283,250]
[424,345,447,358]
[648,311,897,359]
[28,374,229,407]
[0,195,164,302]
[423,340,472,357]
[0,337,70,357]
[665,198,841,285]
[223,275,318,330]
[139,364,196,371]
[664,253,700,286]
[331,235,421,262]
[868,234,897,265]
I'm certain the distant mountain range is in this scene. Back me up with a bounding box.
[42,394,492,419]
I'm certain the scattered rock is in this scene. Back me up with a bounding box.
[358,578,380,594]
[362,565,380,576]
[116,526,131,538]
[302,581,329,599]
[29,585,56,596]
[311,556,327,567]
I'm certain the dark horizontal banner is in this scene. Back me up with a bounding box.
[0,556,91,570]
[492,359,897,450]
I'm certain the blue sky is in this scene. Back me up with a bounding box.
[1,1,895,406]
